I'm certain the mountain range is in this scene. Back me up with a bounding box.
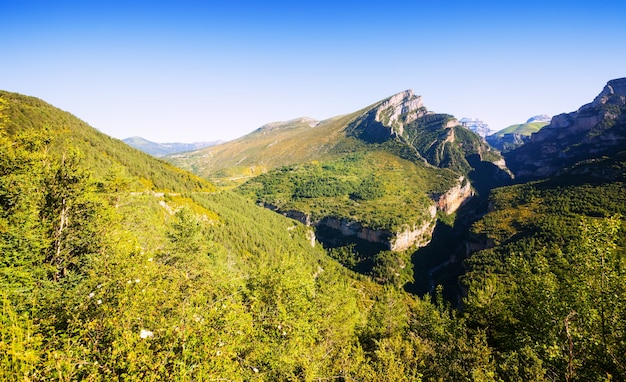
[122,136,222,157]
[2,78,626,380]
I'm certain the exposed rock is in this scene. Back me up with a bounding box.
[347,89,429,143]
[506,78,626,179]
[526,115,551,123]
[390,205,438,251]
[433,177,474,214]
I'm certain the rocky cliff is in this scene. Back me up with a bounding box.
[347,89,429,143]
[506,78,626,179]
[268,175,473,252]
[433,177,474,213]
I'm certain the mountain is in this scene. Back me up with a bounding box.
[123,136,222,157]
[505,78,626,179]
[169,90,510,279]
[0,89,500,380]
[462,79,626,380]
[167,91,507,184]
[526,114,551,123]
[459,117,492,137]
[486,120,549,152]
[3,80,626,380]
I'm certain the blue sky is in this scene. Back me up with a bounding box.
[2,1,625,142]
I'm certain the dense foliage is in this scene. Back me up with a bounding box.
[0,92,497,381]
[464,173,626,380]
[3,88,626,381]
[237,151,457,231]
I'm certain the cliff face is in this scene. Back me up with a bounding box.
[347,89,429,143]
[506,78,626,179]
[434,177,474,214]
[269,175,473,252]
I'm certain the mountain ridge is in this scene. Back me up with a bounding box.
[505,77,626,179]
[123,136,223,157]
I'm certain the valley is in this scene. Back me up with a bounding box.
[2,77,626,380]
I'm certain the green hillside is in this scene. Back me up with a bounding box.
[167,114,365,187]
[0,91,214,193]
[463,158,626,380]
[0,92,496,380]
[486,121,548,152]
[491,121,548,137]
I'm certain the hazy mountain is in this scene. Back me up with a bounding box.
[459,117,492,137]
[123,136,223,157]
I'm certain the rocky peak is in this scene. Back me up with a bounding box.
[526,115,551,123]
[347,89,428,143]
[374,90,425,134]
[593,77,626,107]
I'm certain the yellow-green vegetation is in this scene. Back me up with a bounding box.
[5,88,625,381]
[0,91,214,193]
[0,91,498,381]
[491,121,548,137]
[238,150,458,231]
[167,113,368,186]
[465,172,626,380]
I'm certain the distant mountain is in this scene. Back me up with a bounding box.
[505,77,626,179]
[123,136,222,157]
[459,117,492,137]
[526,114,551,123]
[486,120,549,152]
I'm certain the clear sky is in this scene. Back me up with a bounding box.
[2,1,625,142]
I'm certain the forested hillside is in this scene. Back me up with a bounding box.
[0,92,496,380]
[2,80,626,381]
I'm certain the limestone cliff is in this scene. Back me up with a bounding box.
[506,78,626,179]
[433,177,474,214]
[347,89,429,143]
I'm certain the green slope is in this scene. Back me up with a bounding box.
[491,121,548,137]
[0,91,214,193]
[464,157,626,380]
[0,91,496,380]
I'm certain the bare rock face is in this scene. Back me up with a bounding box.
[374,90,425,135]
[390,205,438,251]
[434,177,474,214]
[506,78,626,179]
[348,89,429,143]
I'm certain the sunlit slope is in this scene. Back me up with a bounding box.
[167,112,367,185]
[168,90,505,189]
[0,90,214,192]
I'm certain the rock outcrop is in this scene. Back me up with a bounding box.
[347,89,429,143]
[267,175,473,252]
[433,177,474,214]
[506,78,626,179]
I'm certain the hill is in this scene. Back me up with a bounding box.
[0,91,214,193]
[486,120,548,152]
[122,136,222,157]
[0,90,496,380]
